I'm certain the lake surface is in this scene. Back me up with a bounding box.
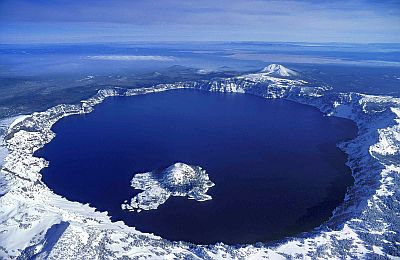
[36,89,358,245]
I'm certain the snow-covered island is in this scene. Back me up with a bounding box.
[0,64,399,259]
[122,163,214,212]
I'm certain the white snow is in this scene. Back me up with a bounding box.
[0,64,399,258]
[260,64,298,77]
[8,115,30,131]
[122,163,214,212]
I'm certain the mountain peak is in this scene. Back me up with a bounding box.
[261,64,298,77]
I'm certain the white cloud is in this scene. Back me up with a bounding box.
[86,55,175,61]
[1,0,399,43]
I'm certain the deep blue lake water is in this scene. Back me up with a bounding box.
[36,90,358,245]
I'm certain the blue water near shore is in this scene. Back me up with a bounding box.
[36,90,358,244]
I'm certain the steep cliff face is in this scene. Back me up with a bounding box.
[0,65,399,259]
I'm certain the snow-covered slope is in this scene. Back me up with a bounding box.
[0,64,399,259]
[260,64,298,77]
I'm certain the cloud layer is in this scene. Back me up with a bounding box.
[86,55,175,61]
[0,0,399,43]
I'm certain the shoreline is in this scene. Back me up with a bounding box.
[0,72,399,258]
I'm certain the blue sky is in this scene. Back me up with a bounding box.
[0,0,399,43]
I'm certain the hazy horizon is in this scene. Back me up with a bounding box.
[1,0,399,44]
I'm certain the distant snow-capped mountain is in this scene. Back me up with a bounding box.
[1,65,399,259]
[261,64,298,77]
